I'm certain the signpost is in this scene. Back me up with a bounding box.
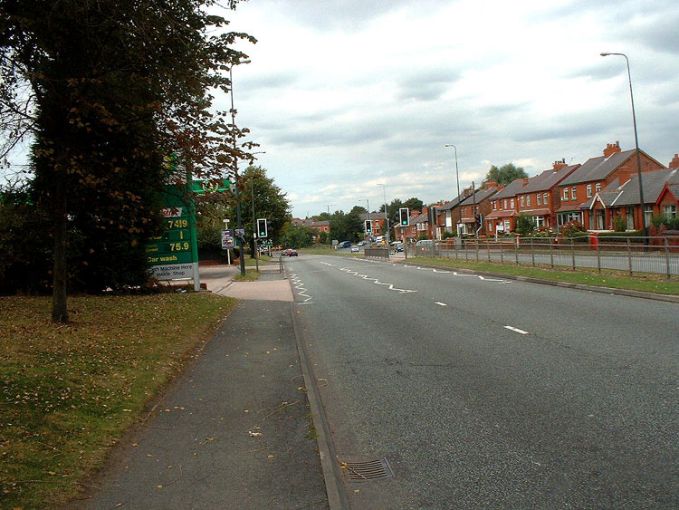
[146,184,197,286]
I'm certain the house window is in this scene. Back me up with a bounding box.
[537,193,542,206]
[527,195,531,206]
[664,204,677,218]
[520,196,525,207]
[543,193,548,204]
[503,199,508,209]
[563,188,569,200]
[644,206,653,227]
[492,201,496,210]
[571,187,577,200]
[595,183,601,193]
[586,184,592,198]
[510,199,515,209]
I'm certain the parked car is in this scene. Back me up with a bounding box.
[394,243,404,252]
[351,246,359,253]
[282,248,298,256]
[337,241,352,249]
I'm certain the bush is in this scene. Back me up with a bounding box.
[515,214,535,236]
[560,220,586,238]
[613,215,626,232]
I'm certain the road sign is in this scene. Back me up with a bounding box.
[221,229,234,249]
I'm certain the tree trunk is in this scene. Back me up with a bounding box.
[51,180,68,323]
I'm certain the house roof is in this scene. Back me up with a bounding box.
[519,207,552,216]
[580,168,676,209]
[559,150,645,186]
[486,210,518,219]
[491,178,526,200]
[459,187,499,206]
[410,212,428,224]
[520,165,579,193]
[437,195,466,211]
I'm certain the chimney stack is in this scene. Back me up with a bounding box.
[603,141,621,158]
[669,153,679,169]
[553,158,567,170]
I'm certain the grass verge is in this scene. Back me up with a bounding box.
[233,269,261,282]
[407,256,679,295]
[0,292,236,508]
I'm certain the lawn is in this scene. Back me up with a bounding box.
[0,292,236,508]
[405,256,679,295]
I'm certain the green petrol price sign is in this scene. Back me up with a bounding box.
[146,186,196,279]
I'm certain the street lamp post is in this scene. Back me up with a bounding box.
[229,60,250,276]
[377,184,389,244]
[444,144,462,235]
[600,52,647,242]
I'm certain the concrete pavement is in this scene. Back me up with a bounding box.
[74,261,329,509]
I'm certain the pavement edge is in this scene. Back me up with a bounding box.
[288,291,350,510]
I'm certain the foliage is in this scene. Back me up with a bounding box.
[319,231,329,244]
[560,220,586,237]
[329,209,364,242]
[280,223,314,249]
[0,293,236,508]
[403,197,424,212]
[650,213,679,230]
[0,0,255,320]
[485,163,528,186]
[239,165,290,254]
[515,214,535,236]
[613,215,627,232]
[418,232,429,241]
[442,230,457,239]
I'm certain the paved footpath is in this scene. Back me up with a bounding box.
[75,266,328,509]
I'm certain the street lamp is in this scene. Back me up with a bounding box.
[376,183,389,244]
[600,52,647,242]
[443,144,462,234]
[229,59,251,276]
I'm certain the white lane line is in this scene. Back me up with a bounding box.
[504,325,529,335]
[435,302,447,307]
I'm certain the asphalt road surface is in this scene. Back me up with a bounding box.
[285,254,678,510]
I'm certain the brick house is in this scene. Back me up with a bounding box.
[514,161,579,231]
[584,168,678,230]
[291,218,330,242]
[435,190,474,236]
[393,210,420,242]
[361,212,387,239]
[457,182,500,236]
[656,156,679,223]
[485,178,528,234]
[555,142,665,231]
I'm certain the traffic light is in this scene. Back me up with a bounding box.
[399,207,409,226]
[365,219,372,232]
[257,218,268,238]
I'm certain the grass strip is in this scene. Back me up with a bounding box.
[0,292,236,508]
[406,256,679,295]
[233,269,261,282]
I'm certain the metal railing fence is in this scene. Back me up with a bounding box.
[406,235,679,278]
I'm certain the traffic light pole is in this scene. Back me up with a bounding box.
[251,174,258,273]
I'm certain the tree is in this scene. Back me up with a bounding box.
[280,223,314,249]
[486,163,528,186]
[515,214,535,236]
[403,197,423,213]
[1,1,254,321]
[240,165,290,254]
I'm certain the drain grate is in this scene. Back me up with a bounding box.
[340,458,394,482]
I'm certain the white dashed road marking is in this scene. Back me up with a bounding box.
[289,273,313,303]
[504,325,529,335]
[435,302,447,307]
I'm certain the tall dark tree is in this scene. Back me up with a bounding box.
[240,165,290,253]
[485,163,528,186]
[0,0,254,321]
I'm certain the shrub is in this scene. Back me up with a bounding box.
[561,220,586,238]
[613,215,626,232]
[515,214,535,236]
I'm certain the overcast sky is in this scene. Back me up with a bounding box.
[218,0,679,218]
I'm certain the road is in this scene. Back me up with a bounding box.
[285,254,678,509]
